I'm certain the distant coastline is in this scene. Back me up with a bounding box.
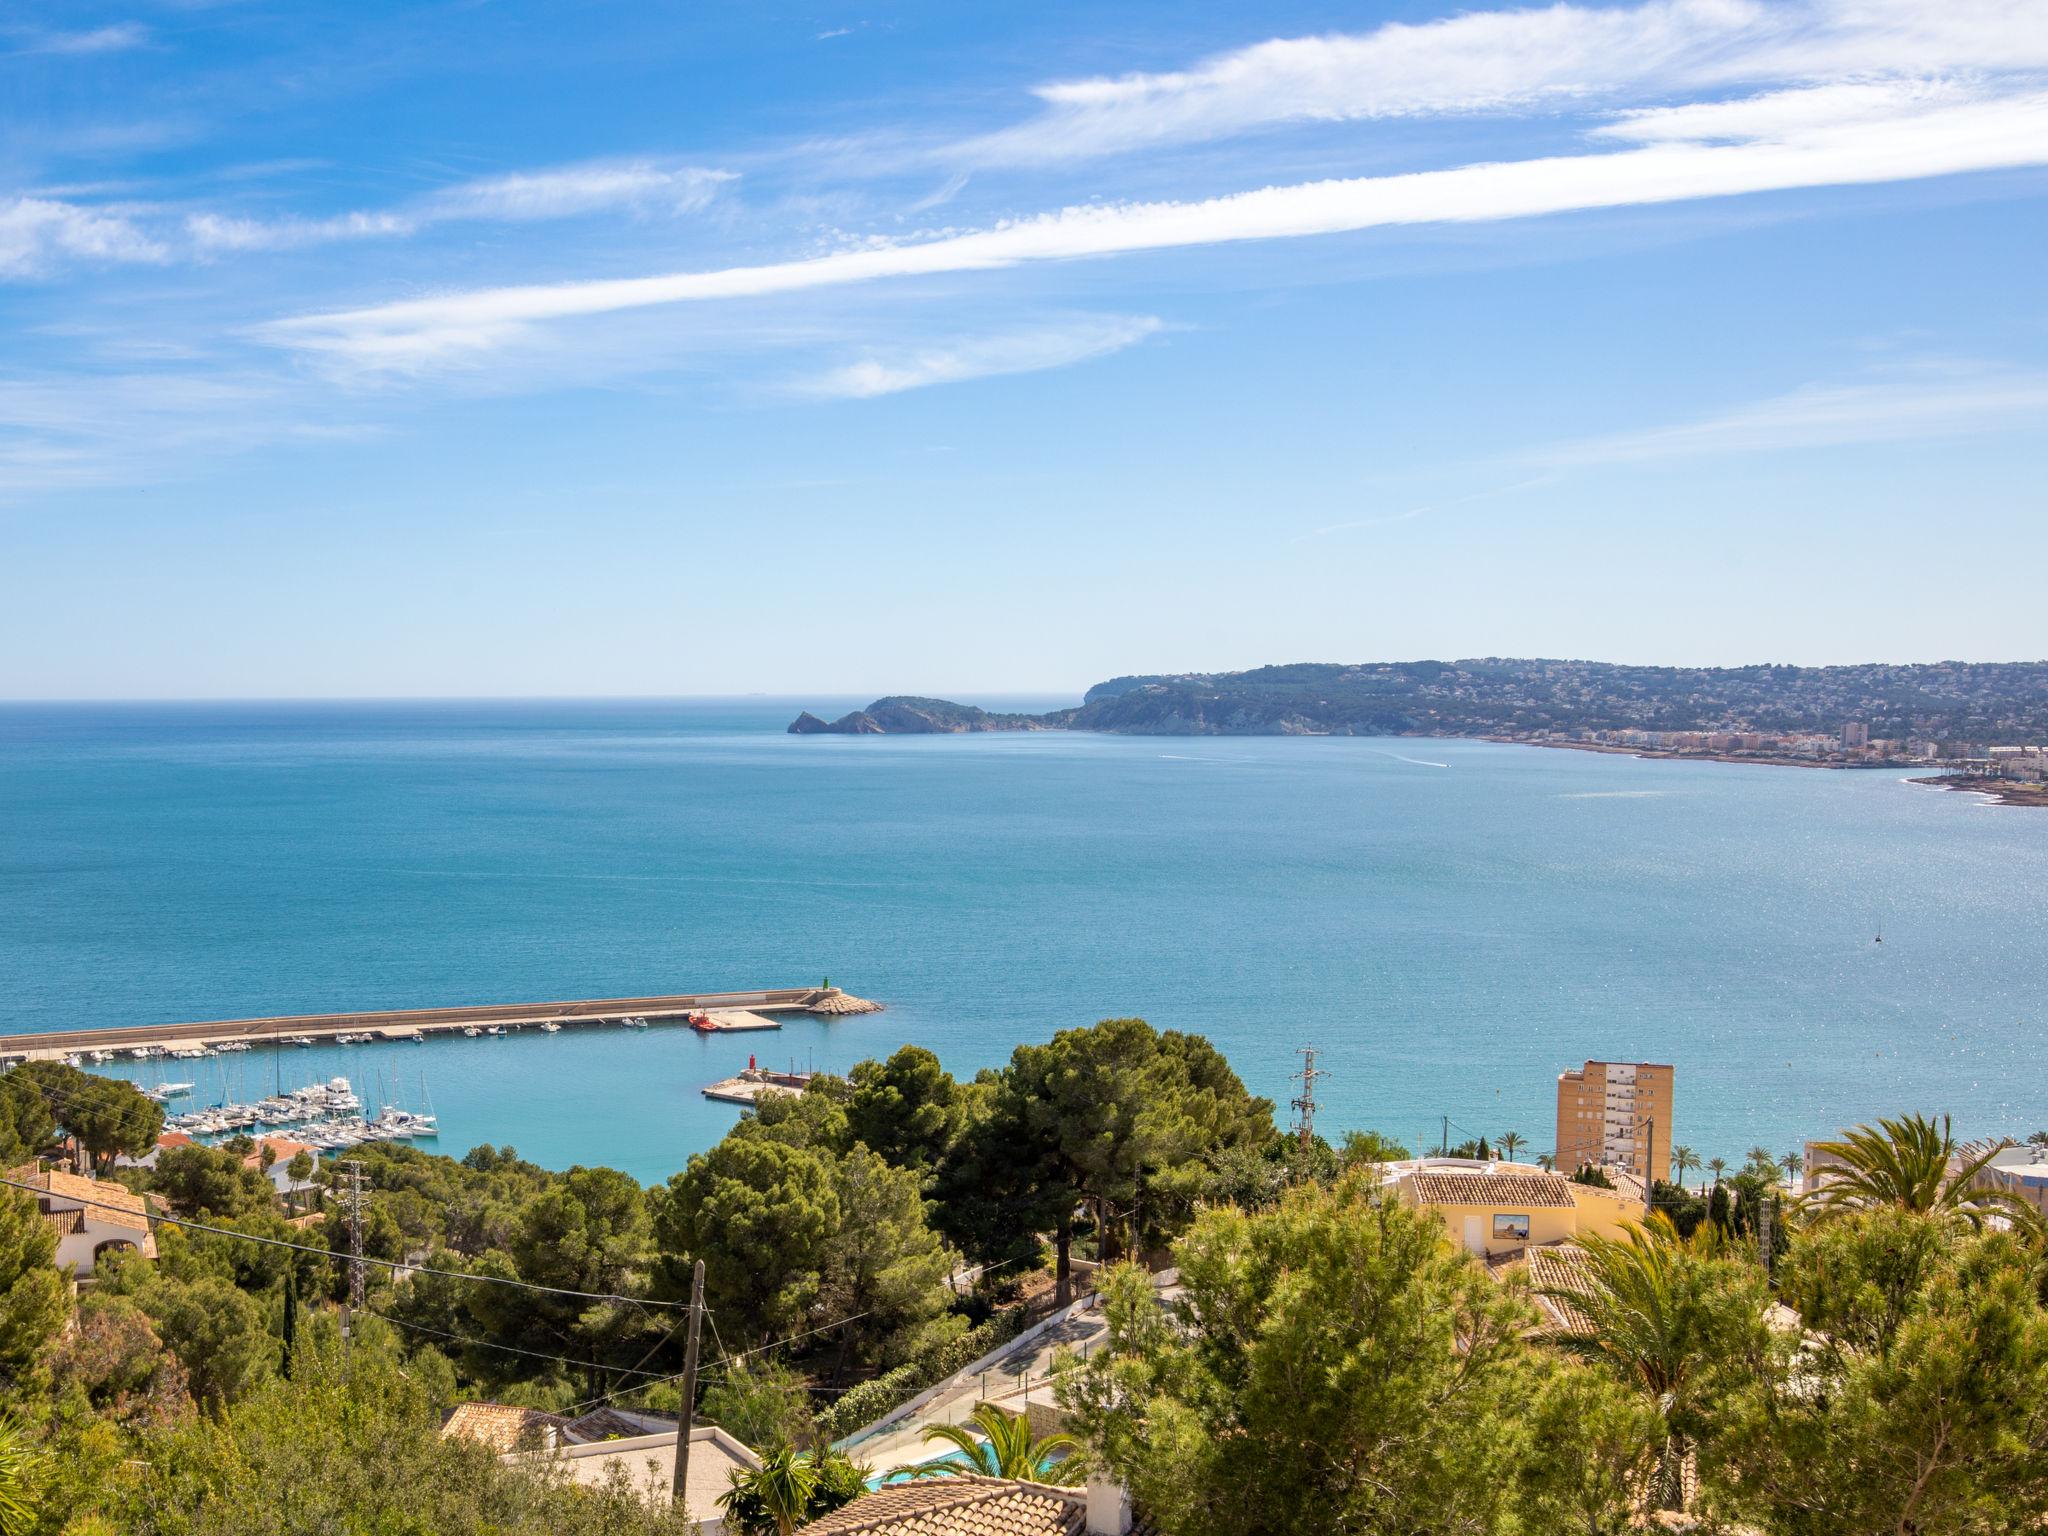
[789,659,2048,806]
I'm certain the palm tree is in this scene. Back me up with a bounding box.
[720,1446,817,1536]
[1801,1114,2027,1227]
[1535,1216,1737,1512]
[913,1403,1079,1484]
[1671,1145,1698,1192]
[1498,1130,1525,1163]
[1706,1157,1727,1188]
[1778,1150,1803,1189]
[1537,1152,1555,1171]
[0,1417,41,1536]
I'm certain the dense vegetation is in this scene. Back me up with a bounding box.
[3,1039,2045,1534]
[790,659,2048,740]
[0,1019,1279,1532]
[1063,1114,2048,1535]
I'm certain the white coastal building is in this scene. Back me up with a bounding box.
[6,1164,158,1276]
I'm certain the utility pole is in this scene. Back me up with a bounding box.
[1442,1115,1450,1158]
[670,1259,705,1511]
[340,1158,366,1378]
[1290,1046,1324,1157]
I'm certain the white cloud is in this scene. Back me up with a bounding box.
[957,0,2048,164]
[424,163,733,222]
[1591,78,1978,144]
[0,196,166,277]
[1545,366,2048,464]
[185,161,734,254]
[20,22,150,56]
[796,314,1163,397]
[259,85,2048,369]
[186,209,416,253]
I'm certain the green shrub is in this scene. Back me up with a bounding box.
[817,1307,1026,1442]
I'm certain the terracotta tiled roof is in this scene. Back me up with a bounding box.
[1409,1169,1576,1209]
[793,1477,1140,1536]
[157,1133,194,1150]
[441,1402,572,1453]
[6,1164,155,1233]
[243,1138,320,1169]
[1523,1244,1599,1336]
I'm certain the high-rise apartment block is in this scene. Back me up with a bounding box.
[1555,1060,1673,1185]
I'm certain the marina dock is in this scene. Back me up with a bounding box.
[0,986,880,1064]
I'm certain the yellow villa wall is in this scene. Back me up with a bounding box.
[1403,1193,1578,1258]
[1400,1177,1650,1258]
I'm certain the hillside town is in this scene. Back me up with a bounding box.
[3,1030,2045,1534]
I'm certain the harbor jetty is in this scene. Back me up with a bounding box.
[702,1064,815,1105]
[0,985,881,1064]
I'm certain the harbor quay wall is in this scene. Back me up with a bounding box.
[0,986,834,1061]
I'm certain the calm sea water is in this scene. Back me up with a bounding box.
[3,699,2044,1184]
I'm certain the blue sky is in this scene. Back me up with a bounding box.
[4,0,2046,698]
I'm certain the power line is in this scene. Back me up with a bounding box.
[371,1312,679,1380]
[0,1172,692,1309]
[560,1251,1037,1417]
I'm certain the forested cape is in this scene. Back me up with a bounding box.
[789,658,2048,739]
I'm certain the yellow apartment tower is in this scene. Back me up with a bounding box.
[1555,1060,1674,1185]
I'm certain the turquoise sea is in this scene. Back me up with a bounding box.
[3,699,2044,1184]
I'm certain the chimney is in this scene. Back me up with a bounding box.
[1084,1474,1131,1536]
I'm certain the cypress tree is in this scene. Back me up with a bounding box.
[281,1269,297,1379]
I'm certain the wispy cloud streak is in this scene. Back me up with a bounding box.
[260,86,2048,369]
[956,0,2048,164]
[795,314,1163,397]
[1545,366,2048,464]
[185,162,735,253]
[14,22,150,57]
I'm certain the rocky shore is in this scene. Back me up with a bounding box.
[1910,774,2048,809]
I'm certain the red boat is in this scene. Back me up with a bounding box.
[688,1012,719,1033]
